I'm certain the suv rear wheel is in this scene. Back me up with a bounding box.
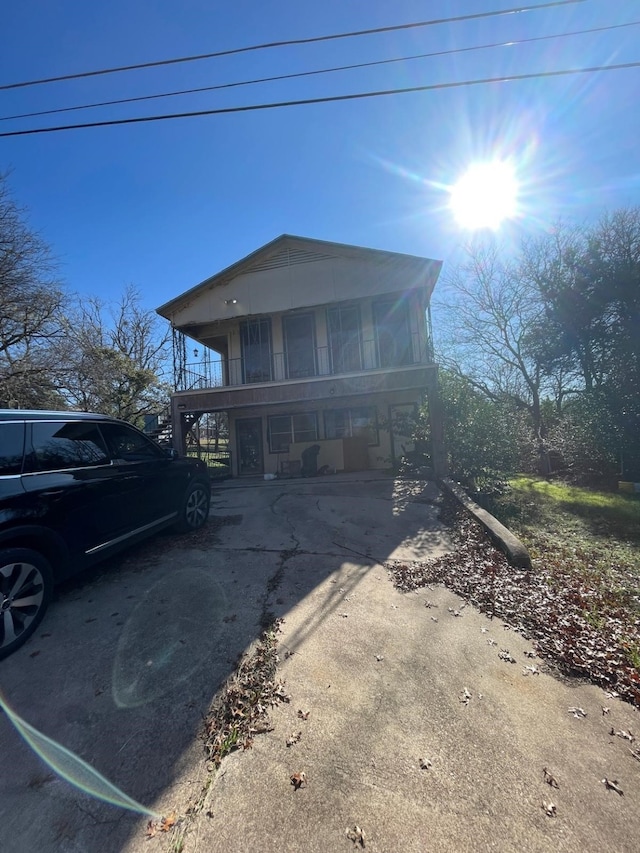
[0,548,53,659]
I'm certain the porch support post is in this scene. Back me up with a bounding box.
[171,397,187,455]
[425,366,448,479]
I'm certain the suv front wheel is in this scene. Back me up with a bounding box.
[0,548,53,660]
[175,479,210,532]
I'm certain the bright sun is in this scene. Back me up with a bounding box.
[450,161,518,230]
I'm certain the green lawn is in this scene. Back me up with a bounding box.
[485,476,640,691]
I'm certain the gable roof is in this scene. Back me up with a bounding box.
[157,234,442,319]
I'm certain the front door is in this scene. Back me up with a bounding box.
[236,418,264,476]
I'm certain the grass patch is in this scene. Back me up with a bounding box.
[504,476,640,541]
[391,483,640,705]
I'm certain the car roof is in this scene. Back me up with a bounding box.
[0,409,116,422]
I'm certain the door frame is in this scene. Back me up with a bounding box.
[235,417,264,476]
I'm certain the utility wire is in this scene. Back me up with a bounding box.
[1,59,637,139]
[0,0,588,92]
[2,18,634,124]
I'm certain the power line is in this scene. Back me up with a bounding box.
[0,0,588,92]
[2,18,634,124]
[1,59,637,139]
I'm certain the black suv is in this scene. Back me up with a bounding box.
[0,410,211,659]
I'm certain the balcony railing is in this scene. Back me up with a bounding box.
[178,334,432,392]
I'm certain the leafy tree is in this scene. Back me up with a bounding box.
[521,210,640,477]
[0,172,67,407]
[434,370,520,489]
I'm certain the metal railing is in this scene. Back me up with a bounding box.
[177,333,431,391]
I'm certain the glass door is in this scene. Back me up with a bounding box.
[236,417,264,475]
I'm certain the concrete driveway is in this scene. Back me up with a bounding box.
[1,472,639,853]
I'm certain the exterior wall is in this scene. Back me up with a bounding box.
[227,387,421,478]
[165,250,437,331]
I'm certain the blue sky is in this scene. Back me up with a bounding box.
[2,0,639,311]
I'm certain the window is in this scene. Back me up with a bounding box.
[283,313,316,378]
[99,422,164,462]
[241,318,272,383]
[25,422,110,472]
[372,298,413,367]
[324,407,378,445]
[268,413,318,453]
[327,305,362,373]
[0,423,25,475]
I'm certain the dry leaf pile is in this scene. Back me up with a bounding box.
[389,496,640,707]
[202,620,289,767]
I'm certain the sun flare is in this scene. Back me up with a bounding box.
[450,161,518,230]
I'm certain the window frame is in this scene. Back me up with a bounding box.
[268,412,319,453]
[323,406,379,446]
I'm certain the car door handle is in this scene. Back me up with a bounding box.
[40,489,65,498]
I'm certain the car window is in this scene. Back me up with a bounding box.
[0,422,25,475]
[99,422,163,462]
[24,421,110,473]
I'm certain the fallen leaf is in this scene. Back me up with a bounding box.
[419,758,432,770]
[487,638,496,646]
[160,812,178,832]
[340,613,349,618]
[375,655,384,662]
[297,709,310,720]
[146,820,158,838]
[499,649,516,663]
[602,707,610,716]
[523,665,540,676]
[629,747,640,762]
[346,825,366,847]
[543,767,559,789]
[568,707,587,718]
[481,627,488,633]
[542,800,557,817]
[431,616,438,623]
[290,771,307,790]
[602,777,624,795]
[460,687,472,705]
[286,732,302,747]
[610,728,635,743]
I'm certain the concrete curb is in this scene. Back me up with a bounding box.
[441,477,532,569]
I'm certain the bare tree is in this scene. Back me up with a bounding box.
[436,239,554,473]
[58,286,172,426]
[0,172,67,407]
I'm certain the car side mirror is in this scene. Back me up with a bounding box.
[165,447,179,460]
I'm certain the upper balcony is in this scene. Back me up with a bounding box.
[177,331,433,393]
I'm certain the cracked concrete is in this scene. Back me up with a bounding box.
[1,471,639,853]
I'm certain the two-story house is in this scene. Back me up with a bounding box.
[156,235,446,478]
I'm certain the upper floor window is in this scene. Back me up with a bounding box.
[283,313,316,379]
[372,297,413,367]
[241,318,272,384]
[327,305,362,374]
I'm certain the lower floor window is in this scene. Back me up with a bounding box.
[324,406,378,445]
[269,412,318,452]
